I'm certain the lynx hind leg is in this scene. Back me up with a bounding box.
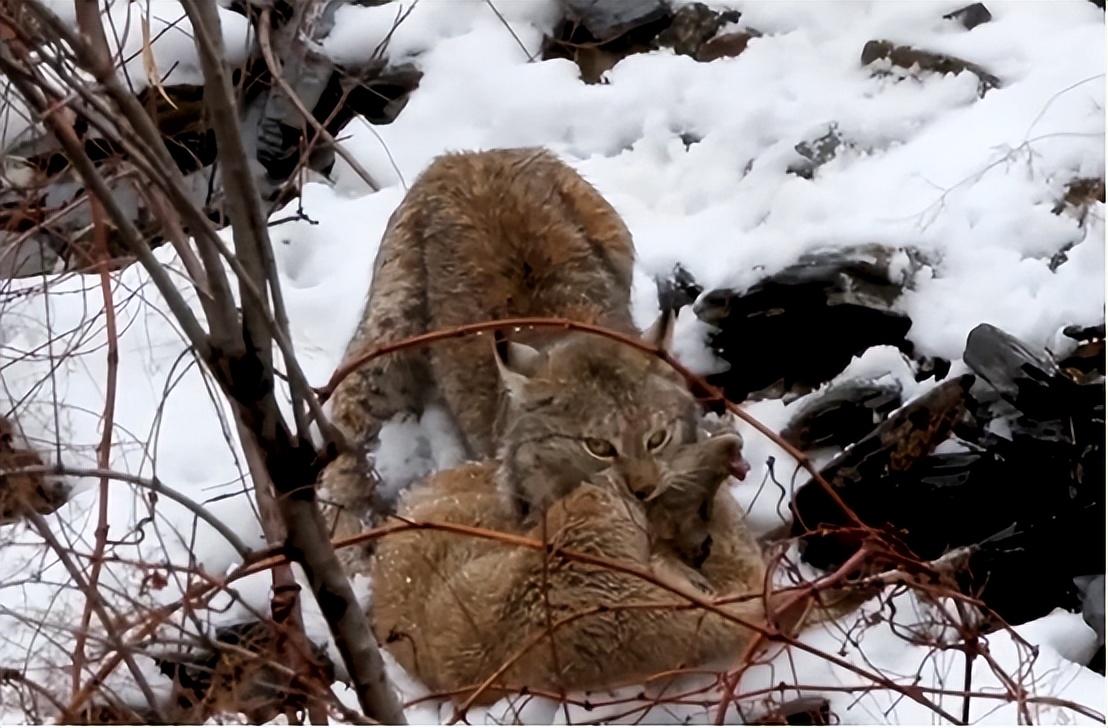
[377,473,768,699]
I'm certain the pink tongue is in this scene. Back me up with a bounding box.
[729,455,751,481]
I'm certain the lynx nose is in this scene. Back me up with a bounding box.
[621,460,661,501]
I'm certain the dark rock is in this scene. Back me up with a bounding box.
[340,63,423,127]
[1091,647,1106,674]
[788,124,846,179]
[560,0,669,39]
[1,12,423,278]
[964,323,1082,418]
[915,355,952,382]
[963,414,1104,622]
[679,131,703,148]
[749,697,832,725]
[781,379,904,451]
[656,2,741,57]
[695,30,759,62]
[861,40,1001,97]
[542,8,673,83]
[793,323,1105,627]
[1064,323,1106,342]
[655,263,703,315]
[942,3,993,30]
[791,375,975,566]
[1060,324,1107,383]
[1051,177,1104,228]
[1074,574,1105,661]
[963,325,1102,485]
[1060,337,1106,385]
[1049,242,1077,272]
[545,1,750,83]
[1046,177,1103,268]
[258,60,421,188]
[694,245,923,402]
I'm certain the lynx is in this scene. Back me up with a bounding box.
[492,316,709,516]
[321,148,642,535]
[370,431,787,702]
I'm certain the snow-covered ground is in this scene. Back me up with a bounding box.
[0,0,1104,723]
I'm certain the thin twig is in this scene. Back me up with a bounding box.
[69,193,119,699]
[257,7,379,192]
[483,0,536,61]
[24,510,167,722]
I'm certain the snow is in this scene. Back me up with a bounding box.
[0,0,1104,724]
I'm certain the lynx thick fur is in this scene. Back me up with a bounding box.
[322,148,639,531]
[370,433,775,703]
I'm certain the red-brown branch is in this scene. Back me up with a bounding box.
[55,3,122,682]
[69,194,119,699]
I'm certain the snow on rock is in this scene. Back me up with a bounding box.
[53,1,253,90]
[0,0,1103,724]
[0,2,251,154]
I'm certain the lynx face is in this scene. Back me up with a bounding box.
[493,316,710,519]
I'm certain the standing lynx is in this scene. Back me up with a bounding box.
[321,148,644,533]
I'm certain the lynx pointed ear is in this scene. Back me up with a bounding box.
[493,332,542,398]
[642,308,676,352]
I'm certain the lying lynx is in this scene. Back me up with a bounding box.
[370,431,783,702]
[323,148,668,534]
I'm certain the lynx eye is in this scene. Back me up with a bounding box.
[583,438,618,459]
[645,428,670,451]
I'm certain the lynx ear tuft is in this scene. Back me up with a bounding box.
[493,332,542,398]
[642,308,676,352]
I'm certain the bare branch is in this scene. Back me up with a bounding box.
[69,191,119,696]
[181,3,406,722]
[23,510,166,721]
